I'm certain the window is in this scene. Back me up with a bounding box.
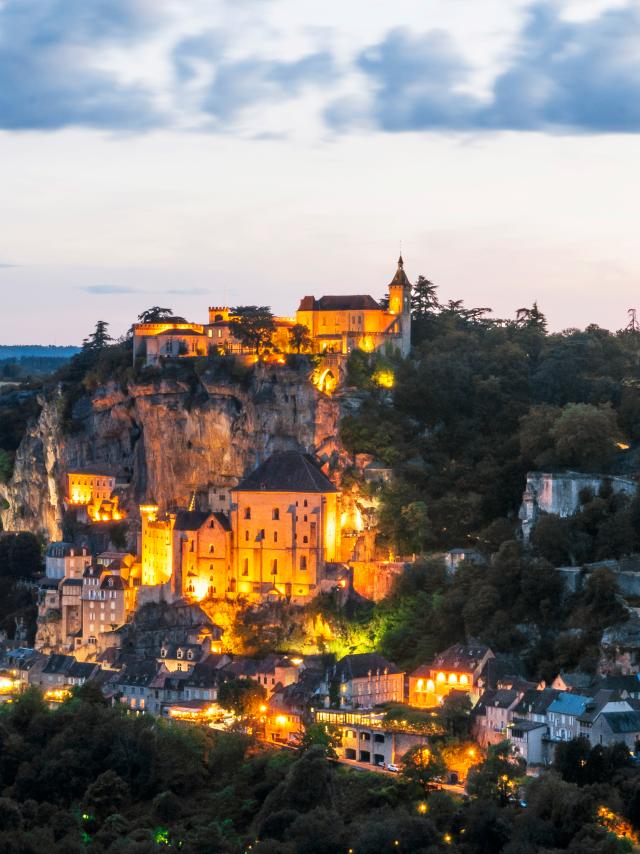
[187,650,193,660]
[300,556,307,570]
[209,545,214,554]
[242,558,249,576]
[273,531,278,543]
[303,515,307,522]
[272,559,278,575]
[303,499,308,507]
[209,520,215,528]
[177,649,184,659]
[245,530,249,541]
[303,535,308,544]
[244,507,251,520]
[272,508,279,520]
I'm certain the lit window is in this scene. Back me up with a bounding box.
[427,679,435,692]
[448,673,458,685]
[460,674,469,686]
[436,672,445,684]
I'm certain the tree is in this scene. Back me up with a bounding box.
[400,744,446,793]
[411,276,440,318]
[83,770,129,821]
[550,403,619,469]
[298,723,342,758]
[228,306,276,354]
[289,323,312,353]
[137,307,178,324]
[218,676,266,720]
[466,740,525,805]
[82,320,113,352]
[440,692,472,739]
[516,302,548,332]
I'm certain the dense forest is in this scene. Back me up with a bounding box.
[0,688,638,854]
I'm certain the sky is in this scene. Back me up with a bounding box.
[0,0,639,343]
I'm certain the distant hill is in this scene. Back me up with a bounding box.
[0,345,80,361]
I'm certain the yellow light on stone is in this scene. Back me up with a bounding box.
[372,369,394,388]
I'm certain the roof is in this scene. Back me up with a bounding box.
[555,670,594,690]
[334,653,401,681]
[487,689,519,709]
[510,718,547,733]
[513,688,560,717]
[429,643,493,673]
[598,674,640,693]
[388,255,411,289]
[100,575,125,591]
[153,329,204,337]
[61,578,83,587]
[46,542,89,558]
[116,659,159,688]
[173,510,230,532]
[234,451,337,494]
[67,661,98,679]
[298,294,381,312]
[600,711,640,734]
[42,654,75,675]
[548,692,591,716]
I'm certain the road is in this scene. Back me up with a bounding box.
[335,756,466,795]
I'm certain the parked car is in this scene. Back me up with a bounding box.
[387,763,399,773]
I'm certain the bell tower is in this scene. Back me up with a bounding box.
[387,254,412,356]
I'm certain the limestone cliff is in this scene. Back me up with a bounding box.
[0,362,354,540]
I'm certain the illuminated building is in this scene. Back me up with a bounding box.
[296,256,412,358]
[132,256,412,367]
[81,563,133,648]
[230,451,342,603]
[66,470,126,523]
[315,708,429,768]
[323,653,404,709]
[140,504,174,586]
[409,644,494,708]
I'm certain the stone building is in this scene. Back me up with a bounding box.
[45,542,91,580]
[81,563,131,647]
[409,643,494,708]
[230,451,341,602]
[322,653,404,709]
[66,470,125,523]
[296,256,412,358]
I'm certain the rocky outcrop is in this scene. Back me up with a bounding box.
[519,471,637,541]
[0,362,353,540]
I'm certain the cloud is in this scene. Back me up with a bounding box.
[173,31,336,123]
[82,285,145,294]
[0,0,163,130]
[0,264,18,269]
[82,285,209,296]
[337,2,640,134]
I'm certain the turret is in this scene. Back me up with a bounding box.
[387,255,412,356]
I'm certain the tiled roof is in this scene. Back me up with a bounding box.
[234,451,337,494]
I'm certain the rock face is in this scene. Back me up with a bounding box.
[519,471,637,541]
[0,363,350,540]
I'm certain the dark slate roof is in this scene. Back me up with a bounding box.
[556,670,594,690]
[334,653,401,681]
[100,575,125,591]
[185,654,230,688]
[487,689,519,709]
[513,688,560,716]
[235,451,337,494]
[42,654,75,674]
[67,661,98,679]
[298,295,380,312]
[430,643,492,673]
[510,718,547,733]
[388,255,411,289]
[174,510,230,532]
[116,659,159,687]
[61,578,83,587]
[600,710,640,734]
[598,674,640,693]
[46,542,89,558]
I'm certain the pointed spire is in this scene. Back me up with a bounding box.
[388,252,410,289]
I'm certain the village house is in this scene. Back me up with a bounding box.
[323,653,404,709]
[409,643,494,708]
[81,563,132,648]
[473,688,522,748]
[45,542,92,580]
[590,710,640,750]
[66,470,125,523]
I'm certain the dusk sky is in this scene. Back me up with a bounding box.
[1,0,639,344]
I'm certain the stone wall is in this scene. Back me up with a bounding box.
[520,471,637,541]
